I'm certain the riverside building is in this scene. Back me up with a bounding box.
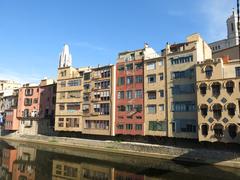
[162,33,212,139]
[55,44,116,136]
[115,44,158,135]
[196,58,240,143]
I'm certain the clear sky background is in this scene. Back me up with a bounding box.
[0,0,236,83]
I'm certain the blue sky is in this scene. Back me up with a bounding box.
[0,0,236,83]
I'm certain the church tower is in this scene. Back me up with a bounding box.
[59,44,72,68]
[227,9,239,46]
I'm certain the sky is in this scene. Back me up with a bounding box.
[0,0,236,84]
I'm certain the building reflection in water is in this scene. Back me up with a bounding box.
[0,145,36,180]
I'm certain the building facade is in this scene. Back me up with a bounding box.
[196,58,240,143]
[17,79,56,135]
[162,34,212,139]
[144,56,167,136]
[3,89,19,131]
[55,45,116,136]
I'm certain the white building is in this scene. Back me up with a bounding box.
[209,10,239,53]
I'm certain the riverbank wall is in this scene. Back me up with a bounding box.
[1,134,240,169]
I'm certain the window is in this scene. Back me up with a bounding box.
[33,98,38,104]
[200,104,208,117]
[201,124,208,136]
[66,118,79,128]
[24,98,32,106]
[159,104,164,111]
[126,105,133,112]
[25,88,33,96]
[172,69,194,79]
[171,55,193,65]
[212,82,221,97]
[135,90,143,98]
[231,23,234,32]
[59,92,65,99]
[84,83,90,90]
[118,105,125,112]
[213,124,223,138]
[117,77,125,86]
[101,69,110,78]
[172,84,195,95]
[148,105,156,114]
[84,73,91,80]
[228,124,237,139]
[67,79,81,87]
[85,120,109,129]
[117,124,124,129]
[199,83,207,95]
[205,66,213,78]
[93,104,100,112]
[226,81,234,94]
[126,76,133,84]
[100,103,110,115]
[83,104,90,112]
[235,67,240,77]
[59,104,65,110]
[126,124,133,130]
[60,70,66,77]
[60,81,66,87]
[135,76,143,83]
[147,75,156,83]
[159,90,164,97]
[67,91,81,98]
[135,124,142,130]
[212,104,222,119]
[67,103,80,111]
[135,105,143,112]
[118,65,124,72]
[227,103,236,116]
[101,80,110,89]
[135,62,143,70]
[159,59,164,66]
[147,62,156,70]
[174,119,196,133]
[159,73,164,80]
[148,91,156,99]
[126,63,133,71]
[58,118,64,127]
[149,121,166,131]
[100,91,110,101]
[126,90,133,99]
[136,116,142,119]
[117,91,124,99]
[172,101,195,112]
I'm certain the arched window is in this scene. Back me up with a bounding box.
[226,81,234,94]
[212,104,222,119]
[213,124,224,138]
[228,124,237,139]
[205,66,213,78]
[200,104,208,117]
[212,82,221,97]
[227,103,236,116]
[201,124,208,136]
[199,83,207,95]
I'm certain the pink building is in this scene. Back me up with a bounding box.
[2,148,17,173]
[3,90,20,131]
[17,79,56,135]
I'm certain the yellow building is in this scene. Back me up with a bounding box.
[196,58,240,143]
[55,45,115,136]
[144,56,167,136]
[162,34,212,139]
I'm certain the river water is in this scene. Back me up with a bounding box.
[0,140,240,180]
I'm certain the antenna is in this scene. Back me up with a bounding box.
[237,0,240,59]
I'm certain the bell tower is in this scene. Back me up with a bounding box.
[227,9,239,45]
[59,44,72,68]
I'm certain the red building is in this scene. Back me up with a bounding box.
[115,49,144,135]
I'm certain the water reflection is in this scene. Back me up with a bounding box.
[0,141,240,180]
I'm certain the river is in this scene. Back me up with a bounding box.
[0,140,240,180]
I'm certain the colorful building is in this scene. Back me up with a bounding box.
[196,58,240,143]
[17,79,56,135]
